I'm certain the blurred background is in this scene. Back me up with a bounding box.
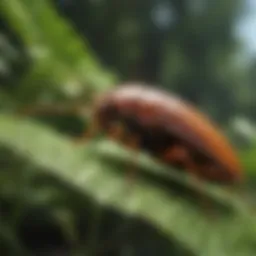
[1,0,256,255]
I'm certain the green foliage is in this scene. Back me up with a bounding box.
[0,114,256,256]
[0,0,256,255]
[0,0,118,104]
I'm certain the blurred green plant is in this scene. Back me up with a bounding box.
[0,0,256,256]
[0,114,256,256]
[0,0,118,105]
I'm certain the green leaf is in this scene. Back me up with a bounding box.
[0,0,118,101]
[0,114,255,255]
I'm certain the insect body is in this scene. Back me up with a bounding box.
[92,83,242,184]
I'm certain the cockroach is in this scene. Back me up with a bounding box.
[86,83,243,184]
[19,82,243,184]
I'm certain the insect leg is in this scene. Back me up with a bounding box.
[161,145,190,168]
[162,146,215,217]
[186,163,216,219]
[122,135,141,190]
[107,121,127,144]
[73,115,101,145]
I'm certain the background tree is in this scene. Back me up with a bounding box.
[53,0,251,123]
